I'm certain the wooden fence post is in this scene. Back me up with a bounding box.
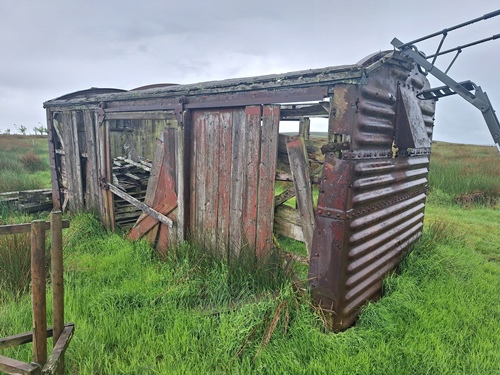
[31,220,47,366]
[51,211,64,375]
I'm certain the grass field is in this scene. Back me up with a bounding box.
[0,141,499,374]
[0,135,51,192]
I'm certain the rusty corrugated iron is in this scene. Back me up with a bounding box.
[309,54,435,330]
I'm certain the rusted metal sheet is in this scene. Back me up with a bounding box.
[309,55,435,330]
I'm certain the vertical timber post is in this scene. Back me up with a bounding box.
[31,220,47,366]
[51,211,64,345]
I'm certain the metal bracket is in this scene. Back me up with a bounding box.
[175,97,186,126]
[97,102,106,126]
[321,141,350,154]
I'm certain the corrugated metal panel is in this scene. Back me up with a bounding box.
[309,53,436,330]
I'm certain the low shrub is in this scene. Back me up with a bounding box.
[19,152,46,173]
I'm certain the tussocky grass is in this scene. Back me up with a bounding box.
[1,209,499,374]
[0,135,51,193]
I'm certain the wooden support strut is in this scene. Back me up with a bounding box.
[106,182,174,228]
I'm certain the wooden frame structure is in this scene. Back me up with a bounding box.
[44,51,436,330]
[0,211,73,374]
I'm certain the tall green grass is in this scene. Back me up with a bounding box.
[428,142,500,207]
[1,210,498,374]
[0,208,49,299]
[0,135,51,192]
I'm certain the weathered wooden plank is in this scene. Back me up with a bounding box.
[205,112,219,248]
[216,110,233,254]
[127,192,177,240]
[273,205,305,242]
[242,106,261,252]
[299,117,310,140]
[279,103,329,120]
[228,108,247,256]
[256,105,280,259]
[286,137,315,257]
[0,221,69,235]
[107,183,173,228]
[193,111,207,244]
[31,221,47,366]
[83,110,101,212]
[98,119,114,229]
[71,112,84,211]
[157,223,168,259]
[47,110,61,210]
[115,157,151,172]
[61,112,75,212]
[176,110,189,242]
[0,328,54,350]
[145,222,159,246]
[0,355,41,375]
[41,323,74,375]
[104,111,175,121]
[274,185,296,207]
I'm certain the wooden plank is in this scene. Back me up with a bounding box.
[273,205,305,242]
[256,105,280,259]
[228,108,247,255]
[157,223,168,259]
[46,110,61,210]
[145,222,159,246]
[286,137,315,257]
[61,112,75,212]
[0,328,54,350]
[0,355,41,375]
[299,117,310,140]
[205,112,219,248]
[127,192,177,240]
[71,112,84,211]
[242,106,261,252]
[41,323,74,375]
[275,185,296,207]
[98,118,112,229]
[83,110,101,212]
[193,111,207,244]
[216,110,233,254]
[0,220,70,235]
[104,120,115,230]
[176,111,189,242]
[107,183,173,228]
[104,111,175,121]
[31,221,47,366]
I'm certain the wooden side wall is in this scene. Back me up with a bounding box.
[190,106,280,258]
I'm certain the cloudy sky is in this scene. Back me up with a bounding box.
[1,0,499,145]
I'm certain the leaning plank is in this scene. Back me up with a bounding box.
[274,186,296,207]
[0,355,41,375]
[273,205,305,242]
[107,183,173,228]
[127,192,178,240]
[286,137,315,257]
[0,221,70,235]
[41,323,74,375]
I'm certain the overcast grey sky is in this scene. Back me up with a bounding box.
[1,0,499,144]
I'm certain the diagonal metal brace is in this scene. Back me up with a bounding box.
[392,37,500,151]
